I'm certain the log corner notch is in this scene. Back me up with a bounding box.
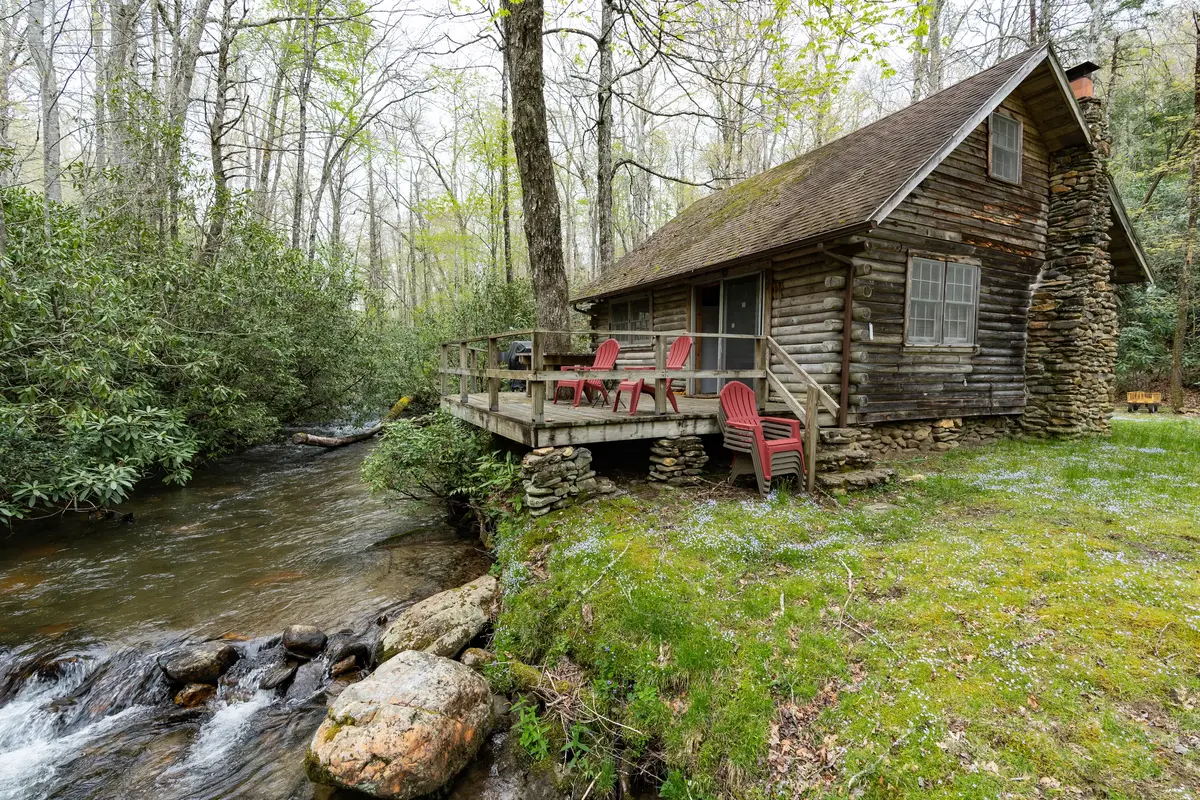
[291,397,411,448]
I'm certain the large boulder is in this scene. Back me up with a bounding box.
[305,650,493,799]
[158,642,239,685]
[379,575,498,661]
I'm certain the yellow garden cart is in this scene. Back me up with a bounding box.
[1127,391,1162,412]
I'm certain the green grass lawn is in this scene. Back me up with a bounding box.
[489,416,1200,799]
[487,419,1200,800]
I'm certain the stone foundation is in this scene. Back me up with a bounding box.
[648,436,709,485]
[856,416,1017,459]
[1021,95,1118,437]
[818,416,1016,464]
[809,416,1016,492]
[521,446,615,517]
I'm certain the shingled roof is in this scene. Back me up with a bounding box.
[574,45,1149,301]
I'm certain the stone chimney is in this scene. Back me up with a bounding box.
[1021,62,1119,436]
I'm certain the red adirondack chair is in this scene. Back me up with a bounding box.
[611,335,693,416]
[718,381,805,497]
[554,338,620,407]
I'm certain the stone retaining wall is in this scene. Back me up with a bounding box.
[521,446,615,517]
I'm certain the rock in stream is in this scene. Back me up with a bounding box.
[306,650,494,799]
[157,642,239,685]
[379,574,498,661]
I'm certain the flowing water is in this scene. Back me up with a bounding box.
[0,437,493,800]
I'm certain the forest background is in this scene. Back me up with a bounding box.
[0,0,1193,519]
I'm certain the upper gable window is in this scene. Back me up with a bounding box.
[989,113,1022,183]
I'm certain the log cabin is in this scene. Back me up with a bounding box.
[571,44,1150,464]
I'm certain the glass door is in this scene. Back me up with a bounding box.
[695,285,721,395]
[692,274,763,394]
[722,274,761,389]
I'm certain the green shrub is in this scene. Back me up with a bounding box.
[0,187,393,520]
[361,410,518,501]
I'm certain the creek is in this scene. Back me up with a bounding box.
[0,436,494,800]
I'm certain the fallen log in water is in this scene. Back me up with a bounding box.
[291,424,383,448]
[291,397,411,448]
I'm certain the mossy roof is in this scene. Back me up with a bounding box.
[574,45,1148,301]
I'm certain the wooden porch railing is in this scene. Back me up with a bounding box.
[438,329,841,492]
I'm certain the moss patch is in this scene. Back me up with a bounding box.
[491,416,1200,798]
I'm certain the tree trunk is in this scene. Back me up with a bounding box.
[27,0,62,203]
[596,0,615,276]
[927,0,943,93]
[255,48,288,221]
[201,0,236,266]
[501,43,513,284]
[106,0,135,175]
[1171,13,1200,411]
[164,0,215,238]
[90,0,107,173]
[330,146,347,261]
[368,156,384,306]
[0,0,17,183]
[292,1,320,250]
[1087,0,1105,62]
[504,0,570,350]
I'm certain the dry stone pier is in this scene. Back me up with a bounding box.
[648,436,708,485]
[521,445,615,516]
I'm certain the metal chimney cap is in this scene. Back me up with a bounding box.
[1065,61,1101,81]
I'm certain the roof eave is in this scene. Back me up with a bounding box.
[1108,179,1154,284]
[867,45,1057,227]
[570,221,878,303]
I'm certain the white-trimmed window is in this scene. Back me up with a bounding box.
[906,257,980,347]
[989,113,1022,183]
[609,296,651,345]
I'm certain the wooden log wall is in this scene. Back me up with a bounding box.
[769,249,846,412]
[848,92,1049,423]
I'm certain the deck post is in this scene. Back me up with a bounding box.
[531,330,545,425]
[488,336,500,411]
[754,337,768,409]
[804,386,819,494]
[439,344,449,396]
[459,342,469,404]
[654,333,667,414]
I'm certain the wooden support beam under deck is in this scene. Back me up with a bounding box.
[441,391,796,448]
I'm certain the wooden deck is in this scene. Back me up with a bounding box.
[441,391,793,447]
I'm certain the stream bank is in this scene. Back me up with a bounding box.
[0,438,492,800]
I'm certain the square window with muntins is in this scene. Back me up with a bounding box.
[610,296,651,345]
[906,256,980,347]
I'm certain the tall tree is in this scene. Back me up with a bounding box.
[503,0,570,347]
[1170,12,1200,410]
[501,41,513,283]
[596,0,615,274]
[26,0,62,202]
[201,0,241,265]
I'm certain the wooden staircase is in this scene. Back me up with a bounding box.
[762,339,894,494]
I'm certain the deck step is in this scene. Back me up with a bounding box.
[815,467,896,494]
